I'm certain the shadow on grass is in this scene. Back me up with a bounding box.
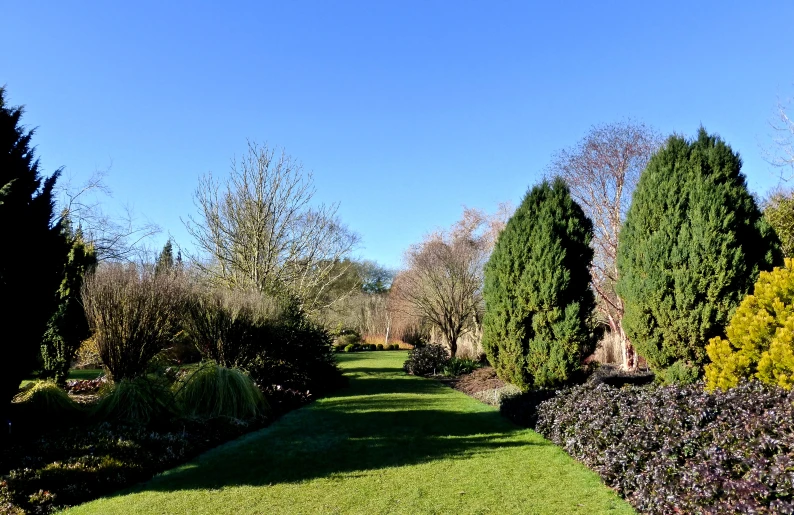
[113,355,541,495]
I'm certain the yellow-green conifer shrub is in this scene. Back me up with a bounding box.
[705,258,794,390]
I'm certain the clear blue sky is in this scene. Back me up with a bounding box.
[2,1,793,269]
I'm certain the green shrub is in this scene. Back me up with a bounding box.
[483,177,597,390]
[175,363,268,420]
[246,302,344,395]
[657,360,700,386]
[706,258,794,390]
[368,344,377,351]
[376,344,384,351]
[344,344,355,352]
[403,344,450,376]
[442,357,483,377]
[617,129,782,374]
[391,344,400,350]
[12,381,82,423]
[335,333,361,348]
[93,376,175,425]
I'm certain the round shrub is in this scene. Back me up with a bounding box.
[335,333,361,348]
[176,363,268,420]
[12,381,82,422]
[93,376,175,425]
[706,258,794,390]
[376,344,384,351]
[368,344,376,351]
[483,177,596,390]
[403,344,450,376]
[390,344,400,350]
[617,129,782,376]
[344,344,355,352]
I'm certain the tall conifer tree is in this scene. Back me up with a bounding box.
[482,178,596,390]
[0,87,69,421]
[616,128,782,375]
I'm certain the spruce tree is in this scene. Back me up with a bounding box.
[0,87,69,421]
[616,128,782,375]
[482,177,596,390]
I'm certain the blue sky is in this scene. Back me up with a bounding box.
[2,1,793,269]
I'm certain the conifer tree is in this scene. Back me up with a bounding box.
[155,239,175,276]
[616,128,782,376]
[41,223,97,384]
[482,178,596,390]
[0,87,69,421]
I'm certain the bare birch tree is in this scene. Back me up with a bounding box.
[548,121,661,370]
[184,141,359,312]
[391,207,508,356]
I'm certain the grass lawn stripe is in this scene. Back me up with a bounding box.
[65,352,634,515]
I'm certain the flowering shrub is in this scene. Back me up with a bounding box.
[535,380,794,514]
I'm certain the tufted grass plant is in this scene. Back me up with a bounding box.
[93,376,175,425]
[13,380,82,421]
[176,363,269,420]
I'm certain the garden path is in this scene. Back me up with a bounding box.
[66,352,634,515]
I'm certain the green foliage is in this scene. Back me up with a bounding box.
[93,376,175,425]
[335,332,361,348]
[403,344,450,376]
[0,87,70,418]
[154,239,175,276]
[616,128,782,373]
[763,189,794,257]
[482,177,596,390]
[705,258,794,390]
[12,380,82,421]
[442,357,482,377]
[41,225,97,384]
[175,363,268,420]
[657,360,700,386]
[376,344,384,351]
[344,344,355,352]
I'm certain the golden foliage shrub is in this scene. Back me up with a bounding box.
[705,258,794,390]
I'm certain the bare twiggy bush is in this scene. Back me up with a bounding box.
[82,264,186,381]
[182,289,278,368]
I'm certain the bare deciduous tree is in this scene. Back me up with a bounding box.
[548,121,662,370]
[57,169,161,262]
[184,142,359,312]
[391,207,508,356]
[766,94,794,179]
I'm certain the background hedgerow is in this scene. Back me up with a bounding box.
[403,344,450,376]
[534,380,794,514]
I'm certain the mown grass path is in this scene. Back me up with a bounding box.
[66,352,634,515]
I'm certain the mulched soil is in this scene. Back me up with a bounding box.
[452,367,507,395]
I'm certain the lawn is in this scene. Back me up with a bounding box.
[20,368,103,388]
[65,352,634,515]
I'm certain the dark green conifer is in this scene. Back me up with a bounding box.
[616,128,782,375]
[482,177,596,390]
[41,223,97,384]
[0,87,69,419]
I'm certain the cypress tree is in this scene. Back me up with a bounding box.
[482,177,596,390]
[0,87,69,422]
[155,239,174,276]
[616,128,782,375]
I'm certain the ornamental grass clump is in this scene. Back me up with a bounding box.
[13,380,82,421]
[706,258,794,390]
[176,363,269,420]
[93,376,175,425]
